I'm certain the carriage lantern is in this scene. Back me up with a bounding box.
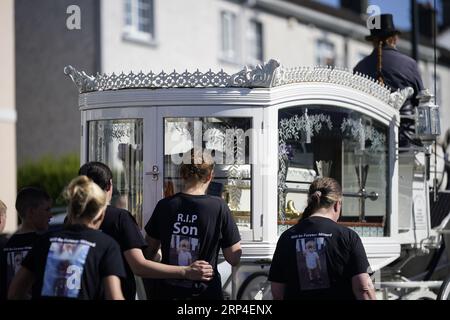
[415,89,441,145]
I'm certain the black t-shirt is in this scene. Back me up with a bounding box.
[99,205,148,300]
[268,216,370,300]
[0,234,8,251]
[145,193,241,300]
[0,232,40,300]
[22,224,126,300]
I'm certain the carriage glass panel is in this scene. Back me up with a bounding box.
[164,117,253,233]
[278,105,389,237]
[88,119,144,227]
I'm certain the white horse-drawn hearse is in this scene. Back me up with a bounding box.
[65,59,450,300]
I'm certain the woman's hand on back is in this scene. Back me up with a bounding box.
[184,260,214,281]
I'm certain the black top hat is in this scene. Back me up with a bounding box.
[365,14,401,41]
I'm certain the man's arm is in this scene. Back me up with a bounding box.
[351,273,377,300]
[124,248,213,281]
[222,242,242,266]
[124,236,214,281]
[103,275,125,300]
[270,281,285,300]
[144,234,162,261]
[7,267,34,300]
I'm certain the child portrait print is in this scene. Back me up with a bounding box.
[170,235,199,267]
[296,237,330,290]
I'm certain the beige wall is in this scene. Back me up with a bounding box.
[0,0,17,233]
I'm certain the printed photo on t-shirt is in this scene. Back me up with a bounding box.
[170,235,199,267]
[41,240,91,298]
[296,237,330,290]
[6,249,29,288]
[166,235,201,288]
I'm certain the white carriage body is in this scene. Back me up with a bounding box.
[66,60,440,298]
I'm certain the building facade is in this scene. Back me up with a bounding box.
[12,0,450,186]
[99,0,450,130]
[15,0,100,165]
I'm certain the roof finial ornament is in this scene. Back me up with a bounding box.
[389,87,414,110]
[230,59,281,88]
[64,65,96,93]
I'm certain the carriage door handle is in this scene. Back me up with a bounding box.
[145,165,160,181]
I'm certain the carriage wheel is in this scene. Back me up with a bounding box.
[437,275,450,300]
[237,272,272,300]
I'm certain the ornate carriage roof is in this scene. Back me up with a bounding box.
[64,59,412,110]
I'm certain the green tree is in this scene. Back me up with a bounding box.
[17,154,79,207]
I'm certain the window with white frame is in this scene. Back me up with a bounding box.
[316,39,336,67]
[124,0,155,42]
[220,11,238,62]
[247,19,263,64]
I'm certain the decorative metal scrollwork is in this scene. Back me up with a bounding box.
[389,87,414,110]
[340,118,386,152]
[65,59,397,107]
[230,59,280,88]
[64,65,96,93]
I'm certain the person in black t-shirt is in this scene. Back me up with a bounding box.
[8,176,125,300]
[269,177,376,300]
[78,162,213,300]
[145,150,242,300]
[0,199,7,233]
[0,187,52,300]
[0,199,8,249]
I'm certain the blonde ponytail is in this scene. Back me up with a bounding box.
[65,175,107,222]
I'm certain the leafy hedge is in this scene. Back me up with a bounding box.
[17,154,80,206]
